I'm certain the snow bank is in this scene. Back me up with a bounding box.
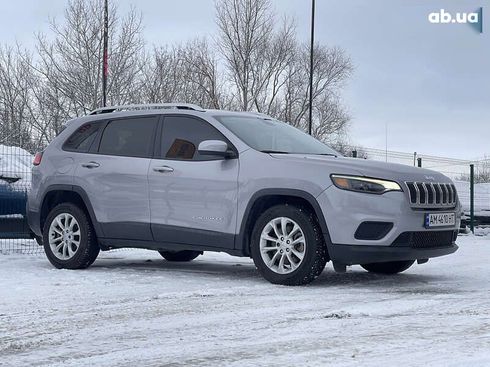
[475,226,490,236]
[0,145,32,189]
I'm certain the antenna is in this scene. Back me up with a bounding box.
[385,122,388,162]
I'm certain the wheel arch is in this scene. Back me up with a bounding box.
[40,185,103,238]
[236,189,331,256]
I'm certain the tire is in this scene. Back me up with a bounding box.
[42,203,99,269]
[250,204,328,286]
[361,260,414,274]
[159,250,201,262]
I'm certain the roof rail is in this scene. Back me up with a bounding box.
[89,103,205,115]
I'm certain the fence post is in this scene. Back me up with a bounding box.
[352,150,357,158]
[417,157,422,167]
[470,164,475,234]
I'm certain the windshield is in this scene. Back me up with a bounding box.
[215,115,339,156]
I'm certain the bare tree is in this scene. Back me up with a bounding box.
[138,46,183,104]
[139,39,229,109]
[215,0,353,144]
[466,158,490,183]
[477,159,490,183]
[180,39,228,109]
[330,140,369,158]
[216,0,293,111]
[34,0,144,118]
[456,159,490,184]
[279,44,352,143]
[250,19,297,115]
[1,0,354,152]
[0,46,36,150]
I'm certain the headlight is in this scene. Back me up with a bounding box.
[330,174,402,194]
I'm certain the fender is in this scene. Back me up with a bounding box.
[40,184,104,238]
[236,188,332,255]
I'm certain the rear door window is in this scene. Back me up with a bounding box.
[98,116,158,158]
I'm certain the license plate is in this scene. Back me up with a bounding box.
[424,212,456,228]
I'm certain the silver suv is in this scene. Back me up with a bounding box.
[27,104,460,285]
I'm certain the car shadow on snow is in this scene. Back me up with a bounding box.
[91,256,265,282]
[89,255,459,293]
[313,267,459,293]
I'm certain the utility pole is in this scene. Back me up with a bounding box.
[102,0,109,107]
[470,164,475,233]
[308,0,315,135]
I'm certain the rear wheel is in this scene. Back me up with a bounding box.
[361,260,414,274]
[42,203,99,269]
[159,250,201,262]
[250,204,328,286]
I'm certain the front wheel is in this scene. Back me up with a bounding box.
[43,203,99,269]
[250,204,328,286]
[361,260,414,274]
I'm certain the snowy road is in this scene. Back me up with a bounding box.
[1,235,490,366]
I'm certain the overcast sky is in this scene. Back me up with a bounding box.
[1,0,489,160]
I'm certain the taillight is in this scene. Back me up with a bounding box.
[33,152,43,166]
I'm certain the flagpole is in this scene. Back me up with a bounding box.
[102,0,109,107]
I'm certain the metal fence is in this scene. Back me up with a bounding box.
[0,145,41,253]
[0,143,488,254]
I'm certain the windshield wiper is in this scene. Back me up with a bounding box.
[260,150,290,154]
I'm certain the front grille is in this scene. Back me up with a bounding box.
[392,230,458,248]
[405,182,457,208]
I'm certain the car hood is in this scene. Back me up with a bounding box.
[269,154,452,183]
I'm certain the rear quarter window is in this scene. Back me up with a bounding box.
[63,122,102,152]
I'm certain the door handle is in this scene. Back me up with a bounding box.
[153,165,174,173]
[81,161,100,169]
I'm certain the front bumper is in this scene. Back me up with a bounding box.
[316,185,461,264]
[329,243,458,265]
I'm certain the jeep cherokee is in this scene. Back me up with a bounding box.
[27,103,460,285]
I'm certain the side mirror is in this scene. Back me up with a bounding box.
[198,140,237,159]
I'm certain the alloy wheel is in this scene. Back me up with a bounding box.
[259,217,306,274]
[48,213,81,260]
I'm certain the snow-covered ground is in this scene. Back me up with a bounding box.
[1,235,490,367]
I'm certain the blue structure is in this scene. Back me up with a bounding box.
[0,182,27,216]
